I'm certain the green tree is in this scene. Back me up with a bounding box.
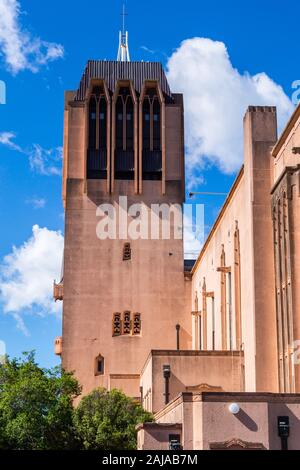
[74,388,153,450]
[0,351,81,450]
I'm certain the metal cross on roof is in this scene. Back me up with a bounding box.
[117,3,130,62]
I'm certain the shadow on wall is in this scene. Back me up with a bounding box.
[235,409,258,432]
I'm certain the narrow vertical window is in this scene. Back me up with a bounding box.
[123,311,131,335]
[113,312,122,336]
[142,98,151,150]
[88,96,97,149]
[153,97,161,151]
[115,86,134,180]
[142,87,162,180]
[87,85,107,179]
[116,95,124,151]
[99,96,107,150]
[95,355,104,376]
[133,313,141,335]
[123,242,131,261]
[126,96,134,151]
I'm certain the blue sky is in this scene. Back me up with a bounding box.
[0,0,299,368]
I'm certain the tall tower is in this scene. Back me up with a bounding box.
[58,54,191,398]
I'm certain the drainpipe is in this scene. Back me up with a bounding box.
[163,365,171,405]
[212,297,215,350]
[176,324,180,350]
[228,272,232,350]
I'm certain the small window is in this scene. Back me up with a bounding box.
[91,112,96,120]
[113,312,122,336]
[145,114,150,121]
[118,113,123,121]
[127,113,132,121]
[123,243,131,261]
[95,355,104,376]
[123,311,131,335]
[133,313,141,335]
[100,112,105,120]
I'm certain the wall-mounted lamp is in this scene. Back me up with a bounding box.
[228,403,240,415]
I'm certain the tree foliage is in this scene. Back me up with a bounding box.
[74,388,153,450]
[0,353,153,450]
[0,352,81,450]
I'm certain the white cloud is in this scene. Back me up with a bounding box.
[0,225,64,333]
[0,0,64,74]
[140,45,155,54]
[166,38,294,177]
[26,197,46,209]
[29,144,62,176]
[0,131,21,151]
[0,132,62,176]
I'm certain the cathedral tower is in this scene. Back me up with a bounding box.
[56,58,192,398]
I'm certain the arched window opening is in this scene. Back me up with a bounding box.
[142,87,162,181]
[95,355,104,376]
[115,86,135,180]
[87,85,108,180]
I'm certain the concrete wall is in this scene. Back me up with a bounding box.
[137,424,182,451]
[140,351,243,413]
[143,392,300,450]
[271,104,300,392]
[191,107,278,393]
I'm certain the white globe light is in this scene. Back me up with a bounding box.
[229,403,240,415]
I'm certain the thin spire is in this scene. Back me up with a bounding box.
[117,3,130,62]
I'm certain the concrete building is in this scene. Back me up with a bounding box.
[55,42,300,449]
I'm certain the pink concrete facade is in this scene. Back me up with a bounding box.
[191,107,279,393]
[138,392,300,450]
[58,59,300,449]
[140,350,244,413]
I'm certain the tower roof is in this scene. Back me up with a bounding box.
[74,60,173,101]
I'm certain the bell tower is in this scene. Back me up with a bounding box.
[58,50,191,398]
